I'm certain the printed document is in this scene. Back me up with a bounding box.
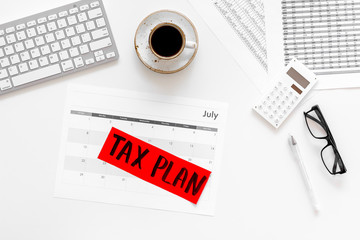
[55,84,228,215]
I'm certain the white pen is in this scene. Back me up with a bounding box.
[288,134,320,213]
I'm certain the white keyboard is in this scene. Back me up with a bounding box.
[0,0,118,95]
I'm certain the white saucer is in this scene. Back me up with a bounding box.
[134,10,199,74]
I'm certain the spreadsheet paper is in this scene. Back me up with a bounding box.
[265,0,360,89]
[189,0,269,91]
[54,84,228,215]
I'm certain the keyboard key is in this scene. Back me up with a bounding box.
[91,28,109,40]
[49,53,59,63]
[16,24,26,31]
[25,39,35,49]
[51,42,61,52]
[81,33,91,43]
[67,16,77,25]
[78,12,88,22]
[30,48,41,58]
[39,56,49,66]
[0,69,8,79]
[61,59,74,71]
[86,21,96,31]
[27,20,36,27]
[59,11,68,18]
[6,27,15,34]
[48,14,57,21]
[59,50,69,60]
[37,17,47,24]
[57,19,67,28]
[69,47,79,57]
[45,33,55,43]
[96,18,106,28]
[0,30,4,36]
[0,57,10,67]
[40,45,51,55]
[55,30,66,40]
[6,34,16,44]
[80,4,89,11]
[4,45,14,55]
[29,60,39,70]
[0,49,4,57]
[79,44,89,54]
[88,8,103,19]
[18,63,29,73]
[8,66,18,76]
[37,25,47,34]
[89,37,112,51]
[10,54,20,64]
[65,27,76,37]
[47,22,57,31]
[69,8,79,14]
[35,36,45,46]
[96,55,105,62]
[0,79,12,90]
[16,31,26,41]
[20,51,30,61]
[106,52,115,59]
[12,64,61,87]
[61,39,71,49]
[75,24,86,34]
[90,1,100,8]
[71,36,81,46]
[26,28,37,38]
[74,56,84,68]
[85,58,94,65]
[94,50,103,57]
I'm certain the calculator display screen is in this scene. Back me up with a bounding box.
[287,67,310,89]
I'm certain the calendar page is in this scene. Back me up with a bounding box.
[55,84,228,215]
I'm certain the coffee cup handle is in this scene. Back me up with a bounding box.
[185,41,197,49]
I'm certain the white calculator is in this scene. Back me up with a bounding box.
[253,58,317,128]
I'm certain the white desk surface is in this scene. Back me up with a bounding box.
[1,0,360,239]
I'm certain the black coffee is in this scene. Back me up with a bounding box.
[150,25,183,57]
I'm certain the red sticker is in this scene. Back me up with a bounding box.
[98,127,211,204]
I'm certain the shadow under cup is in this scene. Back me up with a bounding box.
[149,23,186,60]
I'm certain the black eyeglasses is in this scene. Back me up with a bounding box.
[304,105,346,175]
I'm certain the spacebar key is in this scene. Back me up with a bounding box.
[12,64,62,87]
